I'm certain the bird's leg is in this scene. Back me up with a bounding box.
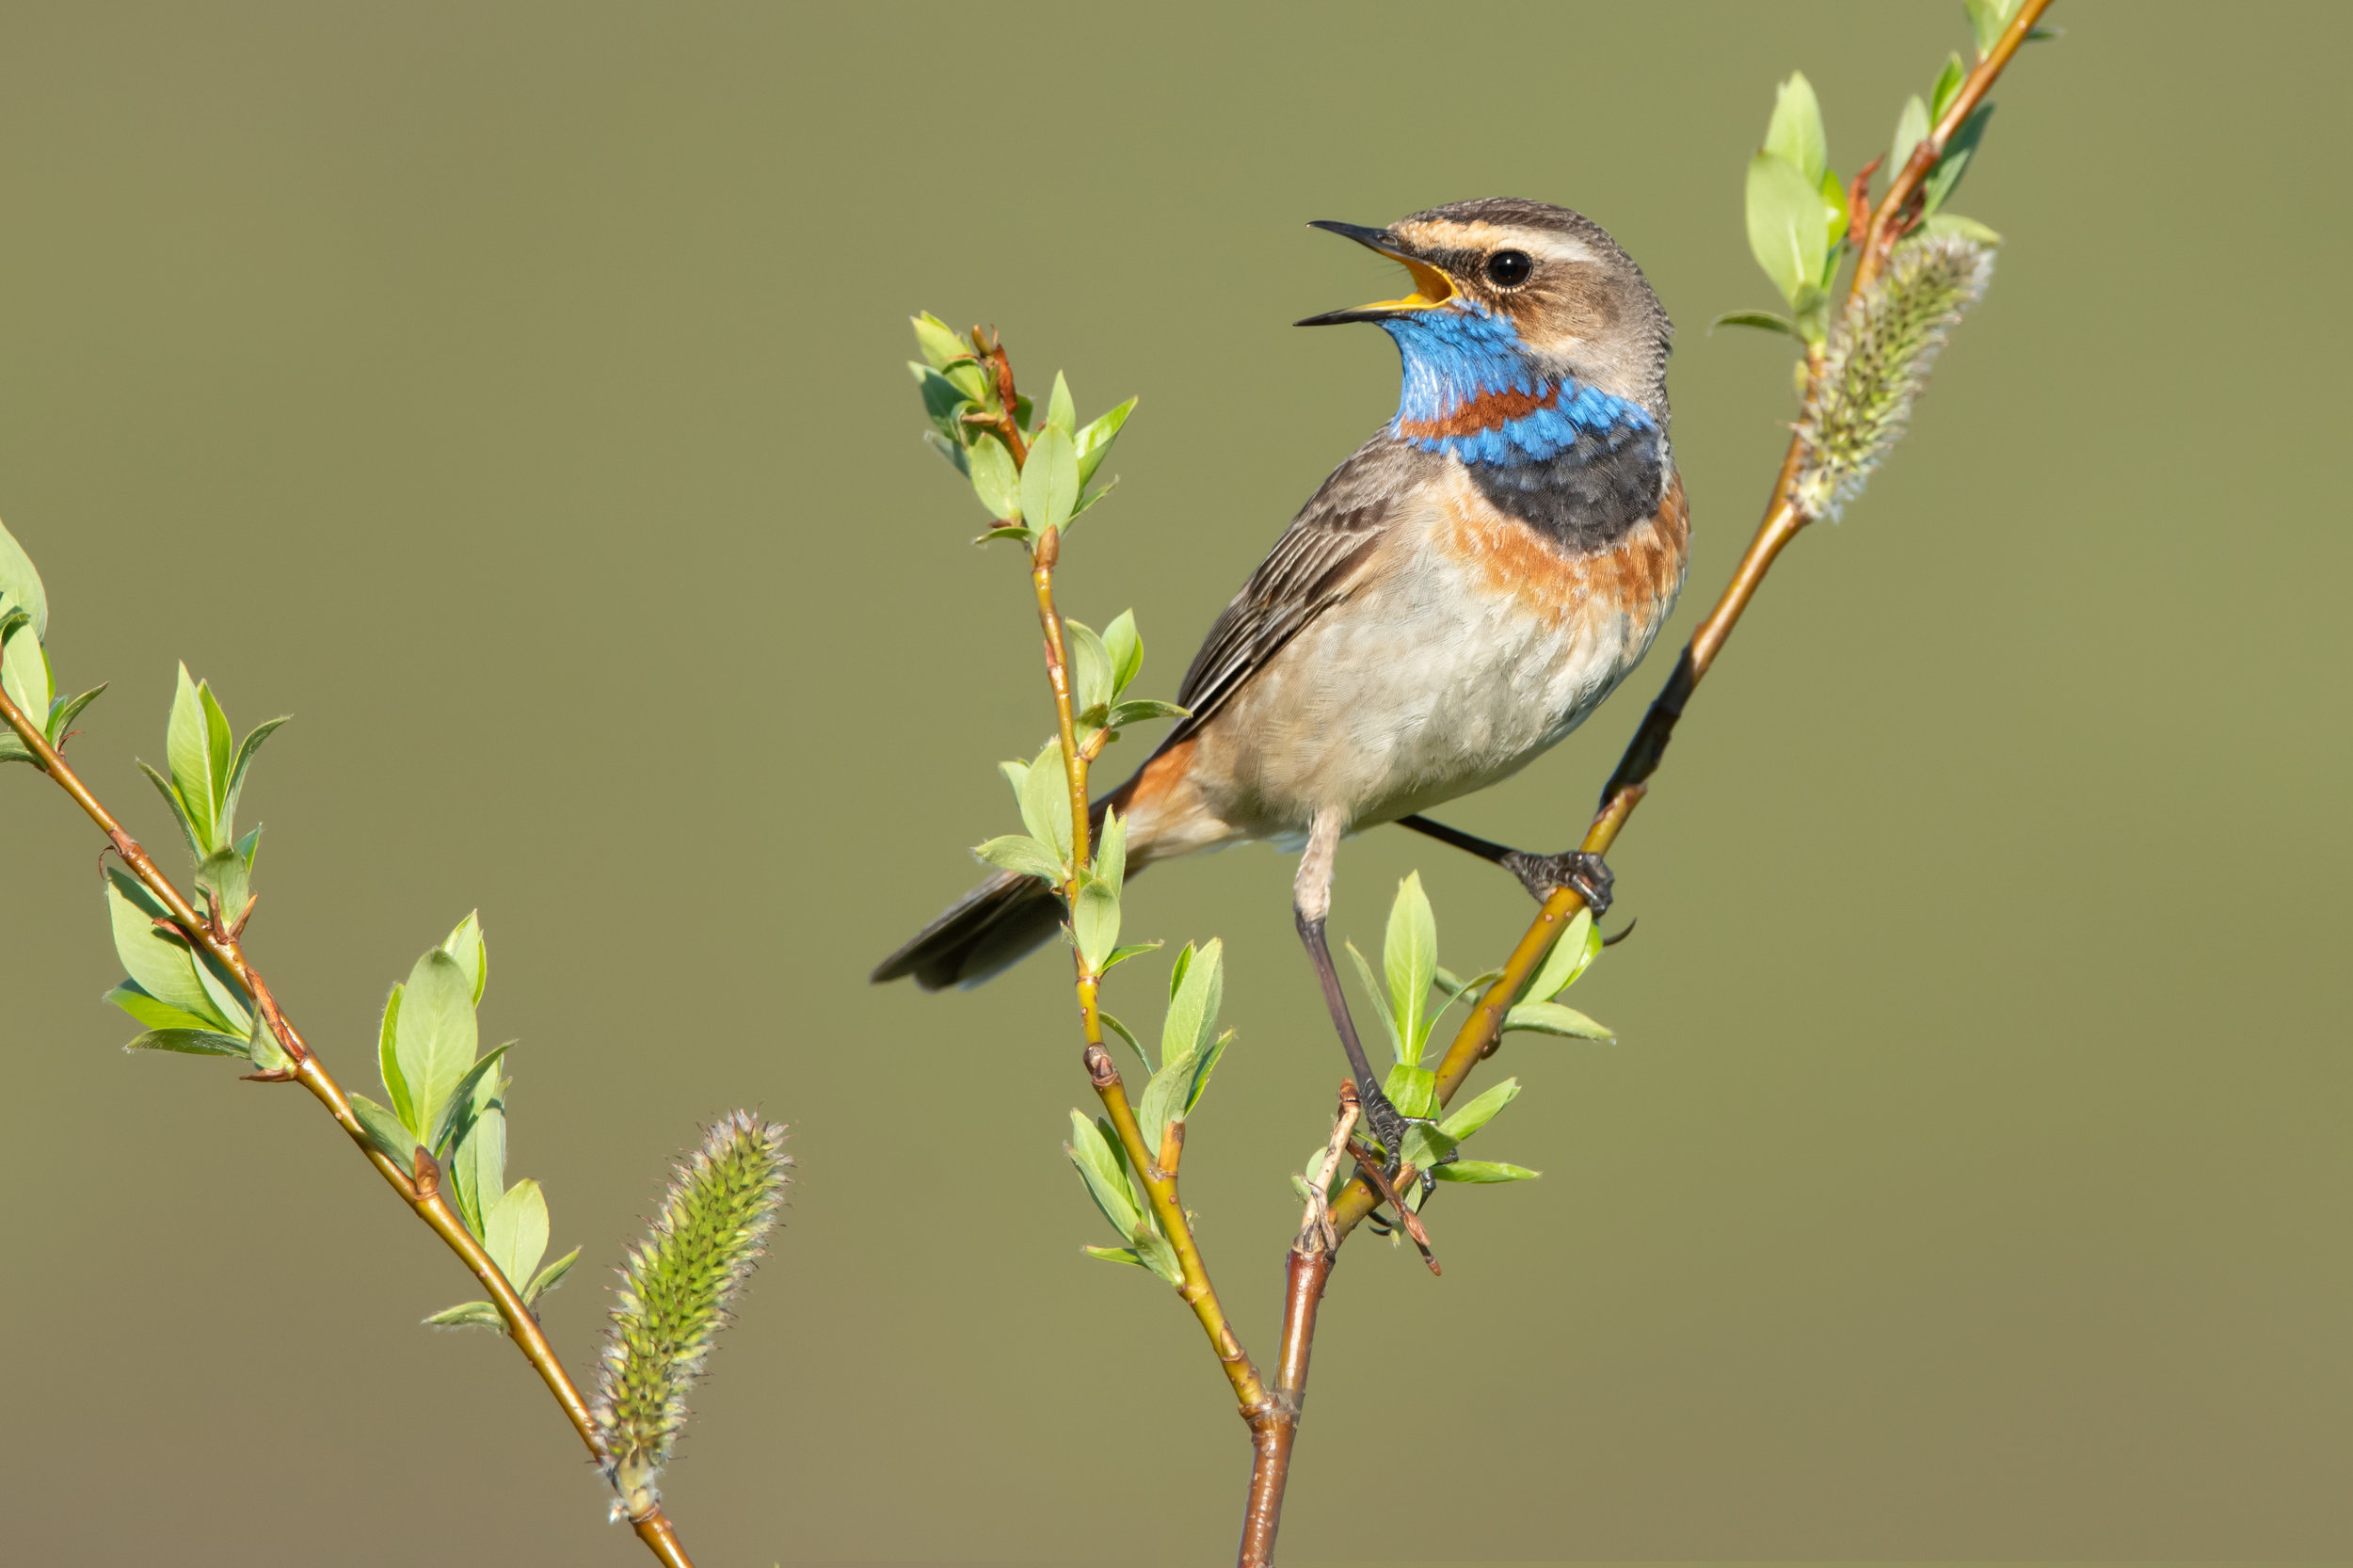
[1294,813,1412,1163]
[1393,813,1614,918]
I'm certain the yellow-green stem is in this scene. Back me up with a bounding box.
[1087,1048,1269,1414]
[1004,469,1265,1418]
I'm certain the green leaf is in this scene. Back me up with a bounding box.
[1746,151,1831,309]
[1044,370,1077,437]
[1384,1064,1439,1121]
[972,833,1065,884]
[942,358,989,404]
[1074,396,1135,491]
[1131,1228,1183,1285]
[924,429,971,475]
[910,312,968,372]
[912,363,974,438]
[1764,72,1828,186]
[1019,425,1081,536]
[1142,941,1226,1153]
[967,431,1020,520]
[1092,807,1127,889]
[1433,1160,1541,1184]
[522,1245,581,1304]
[440,910,488,1006]
[194,846,250,928]
[1889,93,1931,181]
[1100,610,1143,696]
[1081,1244,1148,1270]
[1923,212,2004,244]
[165,665,218,849]
[1438,1078,1522,1142]
[0,616,51,729]
[104,872,230,1029]
[0,515,48,640]
[219,716,287,848]
[1820,166,1849,255]
[123,1028,249,1056]
[105,980,219,1033]
[1932,50,1968,120]
[486,1178,551,1288]
[1711,310,1799,337]
[393,948,478,1141]
[377,984,414,1131]
[972,523,1033,546]
[1181,1029,1232,1119]
[1383,872,1437,1060]
[1502,1000,1615,1041]
[1791,281,1833,347]
[1158,936,1223,1076]
[350,1093,422,1166]
[1342,940,1403,1062]
[136,760,204,860]
[1104,698,1187,728]
[189,941,252,1038]
[1017,740,1073,862]
[1921,104,1995,217]
[198,681,233,822]
[1073,874,1120,972]
[427,1043,512,1160]
[1097,1009,1151,1073]
[1064,617,1113,713]
[45,681,106,745]
[244,1009,292,1075]
[423,1300,508,1333]
[1167,940,1193,1001]
[452,1084,506,1239]
[1522,908,1600,1003]
[1400,1122,1458,1173]
[1064,1110,1144,1235]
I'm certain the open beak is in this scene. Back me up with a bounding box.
[1296,220,1459,326]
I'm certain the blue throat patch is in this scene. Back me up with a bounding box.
[1382,301,1654,468]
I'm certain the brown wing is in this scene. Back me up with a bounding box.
[1160,442,1408,751]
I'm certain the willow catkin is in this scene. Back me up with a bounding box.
[1795,232,1997,520]
[590,1111,792,1520]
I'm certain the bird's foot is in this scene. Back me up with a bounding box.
[1499,848,1614,917]
[1353,1078,1415,1174]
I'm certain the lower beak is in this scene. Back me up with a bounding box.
[1296,220,1458,327]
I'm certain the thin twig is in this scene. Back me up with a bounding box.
[984,328,1267,1424]
[1236,1082,1360,1567]
[0,676,696,1566]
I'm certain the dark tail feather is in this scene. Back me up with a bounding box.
[874,774,1161,990]
[869,870,1067,990]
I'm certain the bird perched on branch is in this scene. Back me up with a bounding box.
[874,198,1687,1151]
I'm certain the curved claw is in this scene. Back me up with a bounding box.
[1500,848,1614,917]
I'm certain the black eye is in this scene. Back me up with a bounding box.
[1483,248,1533,288]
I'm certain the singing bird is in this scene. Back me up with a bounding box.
[873,198,1687,1148]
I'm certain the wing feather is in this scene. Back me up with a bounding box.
[1162,441,1406,749]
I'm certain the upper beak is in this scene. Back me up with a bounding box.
[1296,220,1460,327]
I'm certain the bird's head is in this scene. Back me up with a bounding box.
[1299,198,1671,424]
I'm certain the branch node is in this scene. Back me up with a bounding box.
[1082,1043,1119,1088]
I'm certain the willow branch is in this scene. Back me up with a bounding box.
[0,676,697,1566]
[1328,0,2055,1240]
[985,333,1266,1422]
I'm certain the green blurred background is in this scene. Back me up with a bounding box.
[1,2,2345,1562]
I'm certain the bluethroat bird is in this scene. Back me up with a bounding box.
[874,199,1687,1156]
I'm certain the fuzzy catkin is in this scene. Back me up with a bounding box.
[1795,232,1996,520]
[590,1111,792,1519]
